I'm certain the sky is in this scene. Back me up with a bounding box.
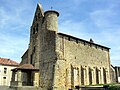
[0,0,120,66]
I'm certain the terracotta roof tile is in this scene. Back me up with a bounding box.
[18,64,34,69]
[0,58,19,66]
[12,64,39,71]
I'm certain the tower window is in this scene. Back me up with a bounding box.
[33,27,35,34]
[4,68,7,74]
[33,47,36,53]
[38,13,40,18]
[30,54,33,64]
[35,15,37,21]
[36,24,38,32]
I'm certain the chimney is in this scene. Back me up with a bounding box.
[90,38,94,43]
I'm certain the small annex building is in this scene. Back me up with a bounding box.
[11,64,39,87]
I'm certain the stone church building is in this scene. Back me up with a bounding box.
[11,3,112,90]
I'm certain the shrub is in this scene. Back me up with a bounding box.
[109,86,120,90]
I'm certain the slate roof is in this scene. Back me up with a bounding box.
[0,58,19,66]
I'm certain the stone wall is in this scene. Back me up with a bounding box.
[21,50,28,65]
[21,4,59,89]
[27,3,44,69]
[38,10,59,90]
[53,33,111,89]
[110,65,116,83]
[20,3,112,90]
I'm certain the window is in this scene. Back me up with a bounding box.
[30,54,33,64]
[36,24,38,32]
[35,15,37,21]
[33,27,35,34]
[33,47,36,53]
[3,77,6,79]
[3,77,6,85]
[4,68,7,74]
[38,13,40,18]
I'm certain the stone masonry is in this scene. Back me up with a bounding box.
[19,3,111,90]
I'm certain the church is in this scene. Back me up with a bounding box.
[10,3,112,90]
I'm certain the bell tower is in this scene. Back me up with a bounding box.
[44,10,59,32]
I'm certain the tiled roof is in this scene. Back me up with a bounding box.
[18,64,34,69]
[0,58,19,66]
[12,64,39,71]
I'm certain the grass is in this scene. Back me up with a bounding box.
[109,86,120,90]
[85,83,120,90]
[85,83,115,86]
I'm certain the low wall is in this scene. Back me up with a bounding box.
[0,86,108,90]
[0,86,40,90]
[72,86,107,90]
[0,86,15,90]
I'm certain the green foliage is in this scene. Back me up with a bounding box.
[109,86,120,90]
[103,84,109,88]
[85,83,120,90]
[86,83,116,86]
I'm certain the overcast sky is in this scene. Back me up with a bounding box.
[0,0,120,66]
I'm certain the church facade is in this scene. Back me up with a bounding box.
[11,3,112,90]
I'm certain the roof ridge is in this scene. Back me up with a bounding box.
[0,57,19,66]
